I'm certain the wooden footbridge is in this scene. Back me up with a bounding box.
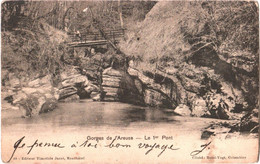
[67,28,126,48]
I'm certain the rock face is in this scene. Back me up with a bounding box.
[127,66,178,108]
[94,65,179,108]
[58,66,96,102]
[2,75,58,117]
[102,67,144,105]
[98,58,255,121]
[143,89,172,108]
[59,86,78,101]
[102,67,122,101]
[123,60,252,120]
[119,1,258,123]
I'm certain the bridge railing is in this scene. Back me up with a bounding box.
[68,28,125,43]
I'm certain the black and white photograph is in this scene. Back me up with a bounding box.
[1,0,259,163]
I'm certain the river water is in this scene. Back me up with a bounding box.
[1,100,258,163]
[2,100,222,134]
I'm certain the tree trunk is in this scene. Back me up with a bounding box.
[118,0,124,29]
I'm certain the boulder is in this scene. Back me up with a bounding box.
[201,121,239,139]
[17,94,45,117]
[58,86,77,100]
[240,109,259,133]
[58,67,92,101]
[28,75,52,88]
[39,98,57,114]
[59,94,80,102]
[6,75,59,117]
[214,99,231,120]
[174,104,191,116]
[191,93,243,120]
[92,94,101,101]
[13,91,29,104]
[19,105,32,118]
[205,92,239,120]
[61,74,89,88]
[191,98,209,117]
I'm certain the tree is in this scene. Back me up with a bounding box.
[2,1,25,30]
[118,0,124,28]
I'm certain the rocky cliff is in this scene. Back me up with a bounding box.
[117,1,258,132]
[118,1,258,116]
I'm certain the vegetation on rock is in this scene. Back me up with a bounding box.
[119,1,259,117]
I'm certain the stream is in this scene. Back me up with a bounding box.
[2,100,222,133]
[1,101,258,163]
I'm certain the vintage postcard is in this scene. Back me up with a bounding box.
[1,0,259,163]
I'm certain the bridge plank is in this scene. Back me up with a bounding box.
[68,28,125,47]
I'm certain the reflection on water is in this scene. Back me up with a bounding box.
[3,101,248,141]
[2,101,180,129]
[2,101,258,163]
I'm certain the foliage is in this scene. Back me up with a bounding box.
[61,1,156,33]
[1,1,156,80]
[1,21,68,82]
[120,1,258,68]
[1,0,157,80]
[181,1,259,58]
[1,1,156,32]
[1,1,25,30]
